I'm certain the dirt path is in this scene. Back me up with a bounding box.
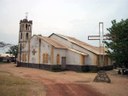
[0,63,104,96]
[23,72,102,96]
[23,74,103,96]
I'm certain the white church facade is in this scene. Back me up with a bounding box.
[17,18,113,72]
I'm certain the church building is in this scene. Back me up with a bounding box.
[17,17,113,72]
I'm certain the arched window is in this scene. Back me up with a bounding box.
[56,54,60,64]
[22,53,26,62]
[46,54,48,63]
[26,33,28,40]
[24,54,26,61]
[26,24,27,30]
[28,25,31,30]
[42,53,48,63]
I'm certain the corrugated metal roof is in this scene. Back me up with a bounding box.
[67,36,106,55]
[0,53,14,57]
[68,48,88,56]
[36,35,67,49]
[49,33,107,55]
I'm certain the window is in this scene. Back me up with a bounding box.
[26,33,28,40]
[80,55,85,64]
[26,24,27,30]
[22,53,26,62]
[24,54,26,61]
[46,54,48,63]
[28,25,31,30]
[43,53,48,63]
[56,54,60,64]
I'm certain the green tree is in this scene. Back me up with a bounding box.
[6,45,18,58]
[105,19,128,68]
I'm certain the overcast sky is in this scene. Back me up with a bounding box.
[0,0,128,47]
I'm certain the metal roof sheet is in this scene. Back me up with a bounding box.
[49,33,107,55]
[36,35,67,49]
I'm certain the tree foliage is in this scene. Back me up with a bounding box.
[6,45,18,58]
[105,19,128,68]
[0,41,11,47]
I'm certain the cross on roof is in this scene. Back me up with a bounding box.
[25,12,28,19]
[32,49,37,55]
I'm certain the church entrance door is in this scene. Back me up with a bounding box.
[61,57,66,70]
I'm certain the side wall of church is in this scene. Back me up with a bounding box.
[71,44,98,65]
[66,50,81,65]
[50,34,98,65]
[50,35,85,65]
[53,48,66,65]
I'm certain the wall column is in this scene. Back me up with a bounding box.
[38,39,41,64]
[51,46,54,64]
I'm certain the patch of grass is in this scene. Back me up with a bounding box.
[0,71,46,96]
[0,62,6,64]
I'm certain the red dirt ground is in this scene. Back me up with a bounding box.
[46,83,103,96]
[22,70,104,96]
[0,64,105,96]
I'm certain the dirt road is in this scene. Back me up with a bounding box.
[0,63,104,96]
[0,63,128,96]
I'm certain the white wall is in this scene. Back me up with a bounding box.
[72,44,98,65]
[66,50,81,65]
[53,48,66,65]
[29,36,39,64]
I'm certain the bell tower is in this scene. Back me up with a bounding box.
[18,14,32,62]
[19,15,32,47]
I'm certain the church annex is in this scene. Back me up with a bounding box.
[17,18,113,72]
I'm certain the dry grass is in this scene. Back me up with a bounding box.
[0,70,46,96]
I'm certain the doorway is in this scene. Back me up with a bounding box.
[61,57,66,69]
